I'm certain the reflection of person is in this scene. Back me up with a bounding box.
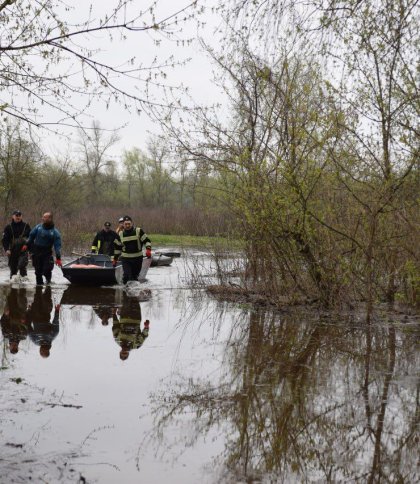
[113,215,152,284]
[0,288,30,354]
[2,210,31,282]
[91,222,119,256]
[27,286,60,358]
[94,305,116,326]
[112,295,149,360]
[27,212,62,286]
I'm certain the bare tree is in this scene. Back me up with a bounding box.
[146,135,174,207]
[0,121,42,214]
[0,0,199,129]
[78,120,119,204]
[122,147,148,207]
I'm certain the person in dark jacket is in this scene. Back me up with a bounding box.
[27,286,60,358]
[27,212,62,286]
[112,293,149,360]
[2,210,31,281]
[91,222,119,256]
[113,215,152,284]
[0,288,30,354]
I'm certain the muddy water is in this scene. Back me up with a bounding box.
[0,254,419,483]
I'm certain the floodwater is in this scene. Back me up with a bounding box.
[0,253,419,483]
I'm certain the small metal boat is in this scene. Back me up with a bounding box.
[62,254,122,286]
[155,251,181,258]
[62,252,171,285]
[151,253,173,267]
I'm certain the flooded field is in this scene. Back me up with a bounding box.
[0,253,419,483]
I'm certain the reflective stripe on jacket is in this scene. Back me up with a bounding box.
[91,230,118,256]
[114,226,151,259]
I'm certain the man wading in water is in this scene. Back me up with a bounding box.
[2,210,31,283]
[113,215,152,284]
[91,221,119,256]
[27,212,62,286]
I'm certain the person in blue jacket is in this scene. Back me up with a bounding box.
[27,212,62,286]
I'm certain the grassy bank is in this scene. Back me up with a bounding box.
[151,234,242,248]
[69,233,243,253]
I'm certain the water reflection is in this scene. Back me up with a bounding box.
[0,273,417,482]
[150,308,419,482]
[1,285,151,361]
[27,286,60,358]
[0,288,30,354]
[60,286,121,307]
[95,305,116,326]
[113,294,150,360]
[61,286,120,328]
[61,285,150,360]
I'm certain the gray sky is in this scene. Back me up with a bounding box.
[40,0,223,160]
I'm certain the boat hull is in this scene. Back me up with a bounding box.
[151,254,173,267]
[62,253,172,285]
[62,254,122,286]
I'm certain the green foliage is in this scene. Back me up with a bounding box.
[168,3,419,307]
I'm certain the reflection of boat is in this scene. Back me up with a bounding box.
[62,254,122,286]
[61,285,121,306]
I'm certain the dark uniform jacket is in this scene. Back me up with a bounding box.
[114,226,151,259]
[91,229,119,256]
[2,221,31,253]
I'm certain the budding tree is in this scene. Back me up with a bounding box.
[0,0,198,129]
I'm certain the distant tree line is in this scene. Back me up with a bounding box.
[0,120,231,247]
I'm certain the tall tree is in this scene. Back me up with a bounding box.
[122,147,148,207]
[78,120,119,204]
[0,122,41,214]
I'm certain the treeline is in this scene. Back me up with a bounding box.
[0,121,231,248]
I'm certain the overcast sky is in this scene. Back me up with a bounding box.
[39,0,223,160]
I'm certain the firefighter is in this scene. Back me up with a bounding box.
[27,212,62,286]
[113,216,152,284]
[112,293,150,360]
[91,221,119,256]
[2,209,31,282]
